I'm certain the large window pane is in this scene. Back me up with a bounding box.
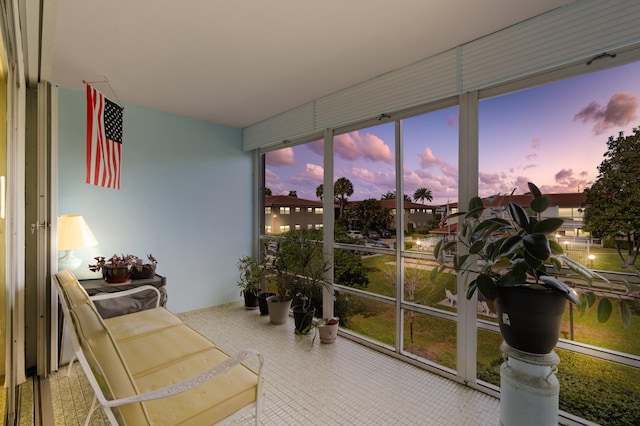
[479,60,640,422]
[403,107,459,253]
[264,140,324,236]
[333,123,396,247]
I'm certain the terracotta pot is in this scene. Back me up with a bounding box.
[496,285,567,354]
[102,266,132,283]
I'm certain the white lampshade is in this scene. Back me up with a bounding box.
[58,214,98,271]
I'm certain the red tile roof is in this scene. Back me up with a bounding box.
[265,195,330,208]
[482,192,586,208]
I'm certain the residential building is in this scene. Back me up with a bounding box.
[264,195,332,234]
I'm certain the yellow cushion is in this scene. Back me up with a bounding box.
[136,347,259,426]
[70,301,149,424]
[105,307,184,341]
[56,269,91,308]
[115,322,217,377]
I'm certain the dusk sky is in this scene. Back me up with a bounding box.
[266,60,640,206]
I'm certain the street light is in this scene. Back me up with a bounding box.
[588,254,595,269]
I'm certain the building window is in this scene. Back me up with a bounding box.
[279,225,290,233]
[316,224,323,229]
[308,207,313,213]
[295,207,301,213]
[315,208,323,214]
[265,207,271,214]
[265,225,271,234]
[280,207,290,214]
[307,224,313,229]
[295,224,301,230]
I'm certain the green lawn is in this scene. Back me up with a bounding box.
[343,254,640,425]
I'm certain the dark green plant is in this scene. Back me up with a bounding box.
[433,182,633,326]
[269,230,332,308]
[236,256,266,296]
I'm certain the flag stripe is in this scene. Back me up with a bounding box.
[86,85,123,189]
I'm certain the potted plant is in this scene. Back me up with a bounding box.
[89,253,144,284]
[267,231,332,329]
[317,317,339,344]
[236,256,266,309]
[433,182,612,354]
[284,232,332,334]
[130,254,158,279]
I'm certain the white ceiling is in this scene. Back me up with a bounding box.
[48,0,574,129]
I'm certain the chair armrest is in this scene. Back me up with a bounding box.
[98,348,264,408]
[89,285,162,309]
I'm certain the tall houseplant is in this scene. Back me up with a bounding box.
[433,182,616,354]
[236,256,267,309]
[266,231,333,331]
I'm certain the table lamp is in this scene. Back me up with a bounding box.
[58,214,98,271]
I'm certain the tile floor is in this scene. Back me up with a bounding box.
[48,303,500,425]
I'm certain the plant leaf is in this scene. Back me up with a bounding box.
[550,257,562,271]
[530,196,550,213]
[549,240,563,255]
[539,275,580,305]
[523,233,551,260]
[466,279,478,300]
[476,273,498,301]
[508,202,530,229]
[528,182,542,198]
[534,218,563,234]
[597,298,613,323]
[498,235,522,257]
[468,196,485,213]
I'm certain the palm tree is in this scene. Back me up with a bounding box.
[334,177,354,221]
[316,178,354,221]
[413,187,433,204]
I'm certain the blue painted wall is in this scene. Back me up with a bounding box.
[57,87,252,313]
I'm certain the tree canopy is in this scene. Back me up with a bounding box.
[316,177,354,223]
[414,187,433,204]
[583,127,640,268]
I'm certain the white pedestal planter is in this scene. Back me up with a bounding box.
[500,342,560,426]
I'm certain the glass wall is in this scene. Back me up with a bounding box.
[478,60,640,424]
[258,58,640,426]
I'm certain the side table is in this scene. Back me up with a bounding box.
[79,274,167,319]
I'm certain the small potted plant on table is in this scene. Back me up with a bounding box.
[89,253,143,284]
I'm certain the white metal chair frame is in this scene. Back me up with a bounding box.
[55,278,265,426]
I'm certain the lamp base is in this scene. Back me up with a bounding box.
[58,250,82,271]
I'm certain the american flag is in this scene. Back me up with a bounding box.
[439,204,449,228]
[86,85,123,189]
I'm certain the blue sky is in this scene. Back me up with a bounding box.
[266,60,640,205]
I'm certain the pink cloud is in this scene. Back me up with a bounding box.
[303,163,324,181]
[574,92,638,135]
[419,147,443,168]
[334,131,394,163]
[265,147,295,166]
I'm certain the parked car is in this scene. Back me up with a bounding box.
[379,229,391,238]
[347,230,364,239]
[368,230,380,240]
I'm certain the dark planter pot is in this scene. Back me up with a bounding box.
[293,307,315,334]
[257,292,276,315]
[102,266,132,283]
[496,285,568,354]
[243,291,259,309]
